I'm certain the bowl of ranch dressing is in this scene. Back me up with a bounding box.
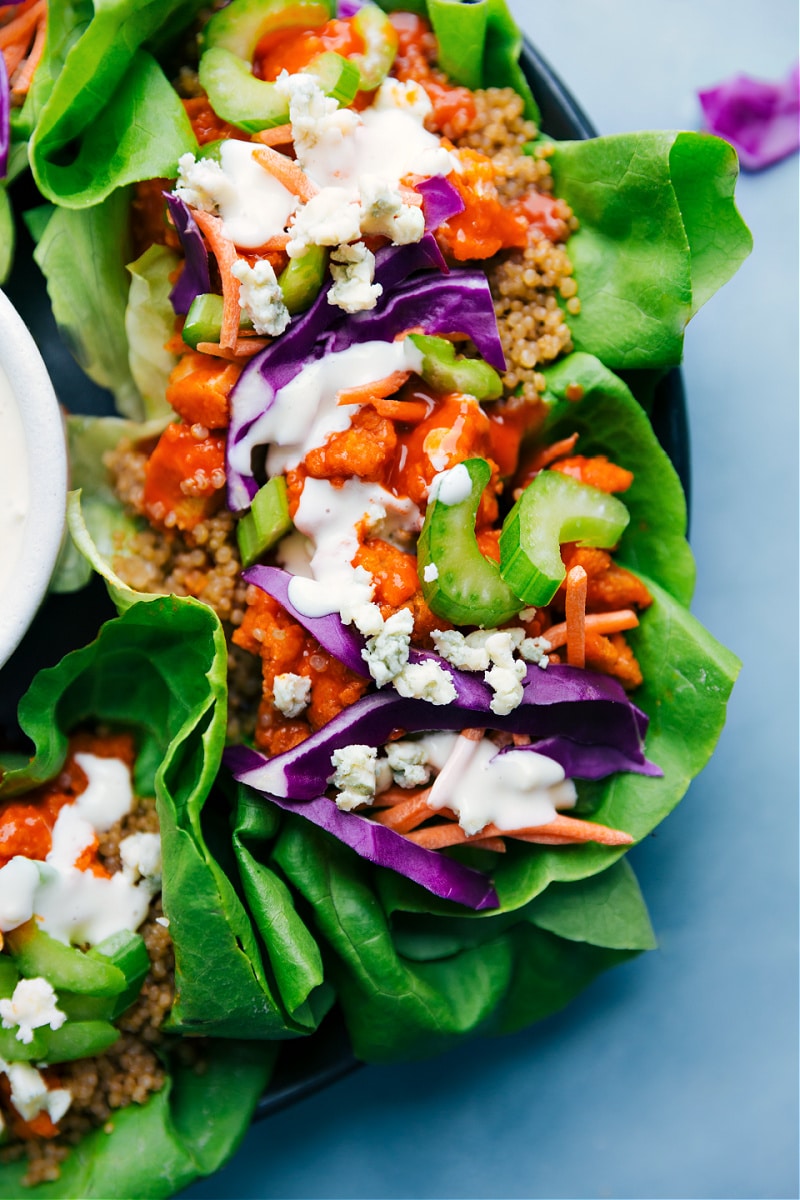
[0,289,66,669]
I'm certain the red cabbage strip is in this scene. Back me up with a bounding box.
[328,270,506,371]
[164,193,211,314]
[226,746,500,911]
[699,64,800,171]
[417,176,466,230]
[225,669,653,801]
[0,50,9,181]
[243,565,371,677]
[496,739,662,781]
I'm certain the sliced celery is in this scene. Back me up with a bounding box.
[237,476,293,567]
[499,470,630,606]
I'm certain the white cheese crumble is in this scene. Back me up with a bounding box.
[329,744,377,811]
[483,631,527,716]
[358,175,425,245]
[0,978,67,1045]
[361,607,414,687]
[174,152,235,215]
[328,242,383,313]
[286,185,362,257]
[273,672,312,718]
[231,258,290,336]
[385,740,431,789]
[0,1058,71,1124]
[520,635,553,668]
[393,659,457,706]
[422,562,439,583]
[119,832,162,886]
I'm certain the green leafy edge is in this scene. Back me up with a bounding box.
[0,1040,276,1199]
[547,131,752,369]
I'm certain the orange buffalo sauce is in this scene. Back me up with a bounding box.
[254,18,365,81]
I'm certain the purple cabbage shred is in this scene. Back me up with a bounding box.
[698,63,800,171]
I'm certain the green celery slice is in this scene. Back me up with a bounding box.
[279,245,328,315]
[5,924,127,997]
[417,458,522,627]
[499,470,630,606]
[237,477,293,567]
[408,333,503,400]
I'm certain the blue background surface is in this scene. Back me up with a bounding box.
[184,3,799,1197]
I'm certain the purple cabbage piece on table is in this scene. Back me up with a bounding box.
[0,49,9,181]
[698,63,800,171]
[164,193,211,314]
[227,745,499,910]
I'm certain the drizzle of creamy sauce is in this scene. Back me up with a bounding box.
[0,754,160,945]
[420,734,577,836]
[0,363,30,597]
[217,139,297,249]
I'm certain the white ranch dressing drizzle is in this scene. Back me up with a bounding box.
[288,477,420,618]
[217,139,297,248]
[0,363,30,597]
[420,735,577,836]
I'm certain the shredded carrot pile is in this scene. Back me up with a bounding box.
[0,0,46,100]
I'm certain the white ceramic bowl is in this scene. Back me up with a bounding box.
[0,289,67,668]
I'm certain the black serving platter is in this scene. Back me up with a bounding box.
[0,35,690,1119]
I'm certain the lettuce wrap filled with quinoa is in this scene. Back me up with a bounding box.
[0,601,282,1195]
[6,0,749,1171]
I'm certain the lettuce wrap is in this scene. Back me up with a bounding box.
[0,602,293,1194]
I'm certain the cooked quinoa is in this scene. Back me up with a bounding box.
[454,87,579,402]
[0,799,197,1188]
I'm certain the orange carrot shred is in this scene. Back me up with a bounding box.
[252,145,318,202]
[565,565,588,668]
[336,370,412,407]
[253,124,293,147]
[406,813,632,850]
[541,609,639,650]
[373,789,433,833]
[526,433,580,474]
[195,339,269,360]
[9,9,45,96]
[0,0,44,52]
[191,211,241,350]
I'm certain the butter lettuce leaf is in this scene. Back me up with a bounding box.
[24,0,202,206]
[1,519,328,1039]
[33,190,142,416]
[548,131,752,368]
[0,1040,276,1199]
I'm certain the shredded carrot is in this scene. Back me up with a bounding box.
[406,813,632,850]
[247,233,291,254]
[370,785,419,808]
[373,789,433,833]
[525,433,580,475]
[191,210,241,350]
[565,564,588,668]
[336,370,412,407]
[505,814,634,847]
[253,124,294,147]
[9,11,45,95]
[540,609,639,650]
[0,0,43,52]
[253,145,318,202]
[398,184,423,207]
[465,835,506,853]
[195,339,269,360]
